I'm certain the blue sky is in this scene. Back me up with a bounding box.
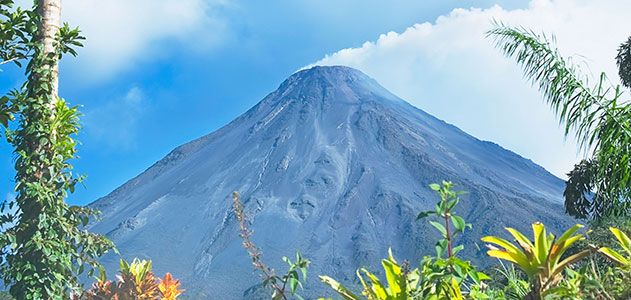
[1,0,629,206]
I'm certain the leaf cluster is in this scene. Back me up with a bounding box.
[417,181,471,258]
[78,258,184,300]
[319,182,490,300]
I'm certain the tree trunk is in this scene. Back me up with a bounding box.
[37,0,61,99]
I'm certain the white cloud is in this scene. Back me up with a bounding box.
[59,0,230,80]
[83,86,146,150]
[310,0,631,178]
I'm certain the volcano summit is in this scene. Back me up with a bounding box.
[89,66,572,298]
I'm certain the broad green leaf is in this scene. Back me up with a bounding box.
[598,247,630,266]
[289,277,299,293]
[532,222,548,264]
[381,258,403,296]
[361,269,388,298]
[452,245,464,256]
[506,227,534,252]
[553,249,592,278]
[610,227,631,256]
[451,215,466,232]
[555,224,584,245]
[429,220,447,237]
[319,276,361,300]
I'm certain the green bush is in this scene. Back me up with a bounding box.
[294,182,631,300]
[317,182,490,300]
[78,258,183,300]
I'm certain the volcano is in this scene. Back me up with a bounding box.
[89,66,573,298]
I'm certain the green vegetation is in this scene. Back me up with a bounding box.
[3,0,631,298]
[598,227,631,268]
[318,182,489,300]
[320,249,436,300]
[77,258,183,300]
[311,183,631,299]
[233,181,631,299]
[482,223,592,298]
[488,24,631,220]
[0,0,113,298]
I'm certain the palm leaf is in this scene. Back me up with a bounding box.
[488,23,631,218]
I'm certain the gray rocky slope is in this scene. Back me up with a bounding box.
[89,66,574,299]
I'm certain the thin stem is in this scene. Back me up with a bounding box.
[232,192,286,298]
[279,278,289,300]
[443,195,453,258]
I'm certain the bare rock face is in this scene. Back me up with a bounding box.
[89,66,573,299]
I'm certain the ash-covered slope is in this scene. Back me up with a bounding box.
[90,66,572,299]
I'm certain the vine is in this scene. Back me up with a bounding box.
[0,1,113,299]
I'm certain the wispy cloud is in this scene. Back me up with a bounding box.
[310,0,631,178]
[83,86,147,150]
[56,0,231,80]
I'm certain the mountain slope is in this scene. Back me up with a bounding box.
[89,66,573,299]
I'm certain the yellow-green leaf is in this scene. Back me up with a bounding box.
[599,247,630,266]
[319,275,361,300]
[610,227,631,256]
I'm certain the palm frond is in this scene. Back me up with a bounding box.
[487,23,630,149]
[488,23,631,218]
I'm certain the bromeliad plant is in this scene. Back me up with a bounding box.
[79,258,183,300]
[319,248,424,300]
[481,223,592,299]
[158,273,184,300]
[595,227,631,299]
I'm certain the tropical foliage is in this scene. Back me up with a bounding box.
[0,0,113,298]
[3,0,631,298]
[482,223,592,298]
[488,24,631,219]
[78,258,183,300]
[416,181,471,258]
[617,36,631,89]
[319,248,423,300]
[318,182,490,300]
[313,182,631,299]
[597,227,631,269]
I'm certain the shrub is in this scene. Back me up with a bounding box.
[318,182,490,299]
[320,248,426,300]
[77,258,183,300]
